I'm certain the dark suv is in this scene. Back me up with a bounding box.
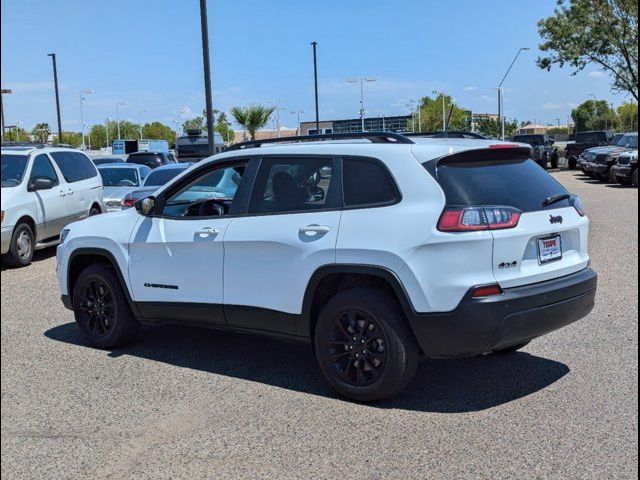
[513,134,558,169]
[126,151,176,169]
[565,131,614,169]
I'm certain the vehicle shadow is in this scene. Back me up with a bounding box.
[45,322,570,413]
[1,246,57,271]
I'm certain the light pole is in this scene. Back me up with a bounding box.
[311,42,320,134]
[432,91,447,131]
[410,99,422,132]
[266,100,286,137]
[138,109,148,139]
[115,101,127,139]
[15,121,23,141]
[347,77,376,131]
[47,53,63,143]
[291,110,304,135]
[85,124,92,149]
[79,89,93,149]
[199,0,216,156]
[497,47,529,140]
[589,93,605,130]
[1,88,12,141]
[105,117,112,150]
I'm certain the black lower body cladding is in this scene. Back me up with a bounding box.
[407,268,597,358]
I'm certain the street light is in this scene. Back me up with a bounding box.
[410,99,422,132]
[115,101,127,139]
[79,89,94,149]
[199,0,215,156]
[497,47,530,140]
[105,117,112,150]
[589,93,606,129]
[347,77,376,131]
[266,100,286,137]
[138,109,148,139]
[432,90,447,131]
[311,42,320,134]
[291,110,304,135]
[1,88,12,141]
[47,53,63,143]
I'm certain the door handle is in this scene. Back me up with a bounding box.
[67,189,74,196]
[195,227,220,237]
[59,190,66,197]
[299,225,331,235]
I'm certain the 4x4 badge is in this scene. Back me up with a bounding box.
[549,214,563,224]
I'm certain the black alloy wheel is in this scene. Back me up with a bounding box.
[77,278,116,337]
[327,309,387,386]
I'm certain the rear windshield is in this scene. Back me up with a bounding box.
[128,153,160,165]
[513,135,544,146]
[434,157,570,212]
[617,134,638,149]
[98,167,140,187]
[576,132,607,143]
[144,168,186,186]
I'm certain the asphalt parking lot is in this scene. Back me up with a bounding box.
[1,170,637,479]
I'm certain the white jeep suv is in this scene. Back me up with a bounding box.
[56,133,597,402]
[2,146,104,267]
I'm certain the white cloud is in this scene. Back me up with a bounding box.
[463,86,479,91]
[588,70,607,79]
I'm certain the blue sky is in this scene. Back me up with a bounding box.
[0,0,630,132]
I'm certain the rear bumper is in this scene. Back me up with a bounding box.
[407,268,597,358]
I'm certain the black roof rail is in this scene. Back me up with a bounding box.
[405,131,487,139]
[226,131,414,151]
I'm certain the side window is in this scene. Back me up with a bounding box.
[49,151,97,183]
[162,164,246,218]
[248,157,338,214]
[343,158,399,208]
[29,154,59,186]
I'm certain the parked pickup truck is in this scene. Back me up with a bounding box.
[565,131,614,169]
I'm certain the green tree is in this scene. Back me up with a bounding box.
[476,117,519,138]
[142,121,176,143]
[4,127,29,141]
[537,0,638,101]
[31,123,51,143]
[617,102,639,131]
[183,117,205,132]
[571,100,613,131]
[409,94,470,132]
[215,122,235,143]
[230,104,275,141]
[53,132,83,147]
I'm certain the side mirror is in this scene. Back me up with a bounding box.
[135,196,156,216]
[28,177,54,192]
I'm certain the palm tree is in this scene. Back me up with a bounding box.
[230,104,276,141]
[32,123,51,143]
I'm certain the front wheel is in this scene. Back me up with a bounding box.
[314,288,419,402]
[73,263,139,348]
[2,223,34,268]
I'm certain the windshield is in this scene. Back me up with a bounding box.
[513,135,545,146]
[128,153,160,165]
[144,168,186,186]
[98,167,140,187]
[616,134,638,149]
[576,132,607,143]
[1,154,29,187]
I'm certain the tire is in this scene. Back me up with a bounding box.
[2,223,35,268]
[632,169,638,188]
[569,158,577,170]
[314,288,420,402]
[493,341,530,355]
[89,205,101,216]
[550,155,559,169]
[608,168,617,184]
[72,263,139,349]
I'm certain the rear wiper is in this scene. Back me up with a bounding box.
[542,193,571,208]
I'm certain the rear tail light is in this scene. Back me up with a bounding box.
[571,196,586,217]
[472,284,503,298]
[438,206,521,232]
[121,197,136,208]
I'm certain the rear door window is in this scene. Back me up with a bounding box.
[433,152,569,212]
[50,151,97,183]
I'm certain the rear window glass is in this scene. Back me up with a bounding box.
[144,167,187,186]
[434,157,569,212]
[343,158,399,207]
[98,167,140,187]
[128,153,161,166]
[576,132,607,143]
[513,135,545,146]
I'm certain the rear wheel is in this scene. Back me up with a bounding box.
[89,205,101,216]
[2,223,34,268]
[493,341,530,355]
[314,288,419,402]
[73,263,139,348]
[568,158,577,170]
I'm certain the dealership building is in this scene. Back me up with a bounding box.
[299,115,412,135]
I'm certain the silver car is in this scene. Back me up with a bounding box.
[97,164,152,212]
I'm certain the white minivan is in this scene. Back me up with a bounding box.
[1,146,104,267]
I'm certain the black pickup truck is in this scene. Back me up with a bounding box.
[565,131,614,169]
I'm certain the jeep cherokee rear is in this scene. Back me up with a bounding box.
[56,133,597,402]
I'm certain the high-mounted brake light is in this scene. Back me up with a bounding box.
[438,206,521,232]
[489,144,520,149]
[472,285,503,298]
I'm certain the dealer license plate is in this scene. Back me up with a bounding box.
[537,235,562,264]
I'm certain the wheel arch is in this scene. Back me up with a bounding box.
[14,215,37,237]
[300,265,416,339]
[67,247,139,316]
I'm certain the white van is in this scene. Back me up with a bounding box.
[1,146,104,267]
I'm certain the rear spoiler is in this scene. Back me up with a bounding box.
[423,146,533,177]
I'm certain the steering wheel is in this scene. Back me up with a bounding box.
[198,198,230,216]
[118,179,136,186]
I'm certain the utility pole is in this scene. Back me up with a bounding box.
[47,53,63,143]
[497,47,529,140]
[291,110,304,135]
[116,101,127,139]
[410,99,421,132]
[347,77,376,131]
[0,89,12,141]
[79,89,93,149]
[311,42,320,134]
[199,0,215,156]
